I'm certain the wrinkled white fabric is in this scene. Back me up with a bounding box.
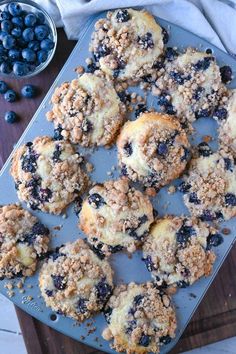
[38,0,236,55]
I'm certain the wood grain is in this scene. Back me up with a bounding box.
[0,29,235,354]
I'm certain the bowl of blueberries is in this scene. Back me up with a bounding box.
[0,0,57,78]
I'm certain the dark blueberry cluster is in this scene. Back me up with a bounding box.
[225,193,236,206]
[139,334,151,347]
[195,108,210,119]
[93,44,110,62]
[152,55,165,70]
[207,233,223,250]
[137,32,154,50]
[178,181,191,194]
[176,222,196,245]
[169,71,191,85]
[88,193,106,209]
[116,9,130,23]
[156,93,176,115]
[0,2,55,76]
[77,298,88,314]
[220,65,232,84]
[213,107,228,120]
[192,86,204,101]
[193,57,214,71]
[21,143,38,173]
[95,278,112,302]
[188,192,201,205]
[117,90,131,104]
[51,274,67,290]
[123,142,133,156]
[90,239,123,259]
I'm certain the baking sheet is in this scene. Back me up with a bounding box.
[0,10,236,354]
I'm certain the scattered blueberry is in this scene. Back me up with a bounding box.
[123,142,133,156]
[2,34,15,49]
[135,103,147,117]
[160,335,172,345]
[4,111,17,124]
[157,142,168,156]
[189,192,201,204]
[11,16,24,28]
[225,193,236,206]
[162,27,169,44]
[51,275,67,290]
[95,278,112,302]
[207,233,224,250]
[22,27,34,42]
[213,107,228,120]
[8,2,22,16]
[34,24,49,40]
[88,193,106,208]
[52,144,62,163]
[165,47,178,61]
[220,65,232,84]
[77,298,88,314]
[139,334,151,347]
[1,20,12,33]
[178,182,191,193]
[21,84,37,98]
[24,13,37,27]
[40,38,54,51]
[137,32,154,50]
[13,61,29,76]
[0,80,8,93]
[197,142,212,157]
[116,9,130,22]
[37,49,48,63]
[0,61,12,74]
[4,89,17,102]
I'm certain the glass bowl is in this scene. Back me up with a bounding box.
[0,0,57,79]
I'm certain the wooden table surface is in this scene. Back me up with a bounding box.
[1,29,236,354]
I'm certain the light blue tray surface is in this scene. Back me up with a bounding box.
[0,10,236,354]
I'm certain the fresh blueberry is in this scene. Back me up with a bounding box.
[189,192,201,204]
[165,47,178,61]
[207,233,224,250]
[137,32,154,49]
[123,142,133,156]
[13,61,29,76]
[160,335,172,345]
[34,24,49,41]
[0,11,11,21]
[192,86,204,101]
[11,26,22,38]
[195,109,210,119]
[51,275,67,290]
[8,2,22,16]
[24,13,37,27]
[32,222,49,235]
[22,48,36,62]
[162,27,169,44]
[4,89,16,102]
[213,107,228,120]
[224,158,233,172]
[95,278,112,302]
[0,61,12,74]
[139,334,151,347]
[198,142,212,157]
[11,16,24,28]
[116,9,130,23]
[22,27,34,42]
[176,224,196,245]
[157,142,168,156]
[88,193,106,208]
[225,193,236,206]
[0,80,8,94]
[1,20,12,33]
[135,103,147,117]
[93,44,110,61]
[37,49,48,63]
[8,48,20,60]
[36,12,45,25]
[220,65,232,84]
[178,181,191,194]
[77,298,88,314]
[53,125,63,140]
[103,306,113,324]
[21,84,37,98]
[2,34,16,49]
[4,111,17,124]
[28,40,40,51]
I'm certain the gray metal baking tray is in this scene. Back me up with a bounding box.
[0,10,236,354]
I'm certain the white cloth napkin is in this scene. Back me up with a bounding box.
[38,0,236,56]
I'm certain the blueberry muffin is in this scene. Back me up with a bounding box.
[11,136,89,214]
[142,216,222,288]
[117,112,190,191]
[217,89,236,154]
[152,48,225,124]
[89,8,164,81]
[39,239,113,322]
[47,72,125,147]
[79,179,154,257]
[0,204,49,279]
[179,145,236,221]
[102,282,176,354]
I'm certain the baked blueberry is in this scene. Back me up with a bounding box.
[198,142,212,157]
[176,224,196,245]
[53,125,63,140]
[220,65,232,84]
[95,278,112,302]
[4,111,18,124]
[224,158,233,172]
[123,142,133,156]
[103,306,113,323]
[161,27,169,44]
[213,107,228,120]
[157,142,168,156]
[139,334,151,347]
[135,103,147,117]
[178,181,191,193]
[51,275,67,290]
[116,9,130,23]
[189,192,201,204]
[77,298,88,314]
[160,335,172,345]
[137,32,154,50]
[193,57,213,71]
[207,233,223,249]
[225,193,236,206]
[88,193,106,208]
[165,47,178,61]
[192,86,204,101]
[195,108,210,119]
[93,44,110,61]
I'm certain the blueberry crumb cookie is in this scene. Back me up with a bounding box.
[117,112,190,192]
[11,136,89,214]
[102,282,176,354]
[47,72,125,147]
[0,204,49,279]
[39,239,113,321]
[142,216,222,288]
[90,8,164,81]
[179,144,236,221]
[152,48,225,124]
[79,178,154,258]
